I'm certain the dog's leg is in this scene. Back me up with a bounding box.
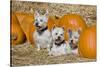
[49,50,52,56]
[48,44,54,56]
[37,44,40,51]
[71,48,79,55]
[47,44,50,52]
[47,37,52,52]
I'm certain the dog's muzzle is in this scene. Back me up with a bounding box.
[55,36,61,41]
[69,40,78,49]
[35,23,42,29]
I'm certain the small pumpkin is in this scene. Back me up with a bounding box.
[79,25,96,59]
[15,12,35,44]
[59,14,87,41]
[11,13,26,45]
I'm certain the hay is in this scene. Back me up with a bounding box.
[11,42,96,66]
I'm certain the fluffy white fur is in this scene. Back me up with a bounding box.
[49,41,71,56]
[69,30,80,44]
[67,29,81,55]
[34,30,52,51]
[49,27,71,56]
[33,10,52,51]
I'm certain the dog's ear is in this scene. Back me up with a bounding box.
[52,24,56,31]
[78,28,82,34]
[34,10,39,17]
[44,9,49,17]
[50,24,55,32]
[67,29,72,38]
[62,26,65,30]
[55,15,60,19]
[67,29,72,33]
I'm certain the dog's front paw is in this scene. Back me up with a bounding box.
[37,48,40,51]
[71,48,78,55]
[48,51,52,56]
[47,48,50,52]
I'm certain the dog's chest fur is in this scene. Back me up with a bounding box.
[50,42,67,56]
[53,43,67,52]
[33,30,52,48]
[50,41,71,56]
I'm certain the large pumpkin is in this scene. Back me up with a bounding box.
[15,12,35,44]
[11,13,26,45]
[59,14,87,30]
[59,14,87,41]
[78,25,96,59]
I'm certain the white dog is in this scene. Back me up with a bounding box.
[67,29,81,55]
[49,26,71,56]
[33,10,52,51]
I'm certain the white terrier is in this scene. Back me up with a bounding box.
[67,29,81,55]
[33,10,52,51]
[49,26,71,56]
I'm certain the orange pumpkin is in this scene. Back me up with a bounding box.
[59,14,87,30]
[48,16,60,30]
[15,12,35,44]
[11,13,26,45]
[78,25,96,59]
[59,14,87,40]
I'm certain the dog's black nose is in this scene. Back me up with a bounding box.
[58,36,61,39]
[71,40,73,43]
[35,22,38,26]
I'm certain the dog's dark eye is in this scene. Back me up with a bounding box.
[35,19,38,21]
[61,34,63,36]
[55,33,58,35]
[40,19,43,22]
[74,36,78,39]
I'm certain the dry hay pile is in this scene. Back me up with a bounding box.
[11,1,96,66]
[11,42,95,66]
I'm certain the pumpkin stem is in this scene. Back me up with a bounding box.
[55,15,59,19]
